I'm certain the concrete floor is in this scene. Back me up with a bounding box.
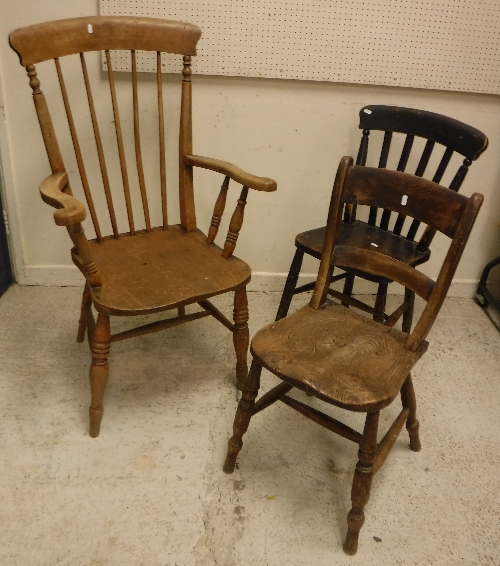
[0,284,499,565]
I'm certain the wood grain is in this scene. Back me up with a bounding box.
[251,302,423,412]
[9,16,202,66]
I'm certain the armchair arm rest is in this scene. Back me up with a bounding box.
[40,172,86,226]
[184,154,277,192]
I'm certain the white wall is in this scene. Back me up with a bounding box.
[1,0,500,295]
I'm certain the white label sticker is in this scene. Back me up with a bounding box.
[88,24,93,33]
[371,242,379,247]
[401,195,408,205]
[363,109,372,114]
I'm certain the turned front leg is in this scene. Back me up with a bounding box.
[223,358,262,473]
[344,411,379,555]
[233,285,249,390]
[89,313,110,438]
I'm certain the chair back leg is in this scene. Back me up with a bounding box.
[400,374,421,452]
[276,248,304,321]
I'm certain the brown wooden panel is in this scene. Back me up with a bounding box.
[331,246,435,301]
[343,166,468,239]
[10,17,201,66]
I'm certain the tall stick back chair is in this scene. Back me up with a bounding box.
[9,17,276,437]
[224,156,483,555]
[276,105,488,330]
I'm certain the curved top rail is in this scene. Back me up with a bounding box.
[10,16,202,66]
[359,105,488,161]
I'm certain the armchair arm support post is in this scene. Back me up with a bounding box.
[207,175,230,245]
[222,186,249,259]
[68,224,103,287]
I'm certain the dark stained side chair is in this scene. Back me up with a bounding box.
[276,106,488,332]
[224,156,483,555]
[9,16,276,437]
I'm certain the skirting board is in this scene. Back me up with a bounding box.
[21,265,482,299]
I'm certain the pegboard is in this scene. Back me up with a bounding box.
[100,0,500,95]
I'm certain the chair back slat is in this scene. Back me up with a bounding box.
[378,131,392,168]
[106,50,135,235]
[431,146,454,184]
[414,139,435,177]
[54,58,102,241]
[131,50,151,232]
[397,134,414,172]
[157,51,168,229]
[448,158,472,192]
[80,52,119,238]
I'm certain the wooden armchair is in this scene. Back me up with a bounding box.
[9,17,276,437]
[224,156,483,554]
[276,106,488,331]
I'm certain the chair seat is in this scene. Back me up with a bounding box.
[72,226,251,316]
[251,301,426,412]
[295,221,430,284]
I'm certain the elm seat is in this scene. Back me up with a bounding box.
[251,302,424,412]
[73,227,251,316]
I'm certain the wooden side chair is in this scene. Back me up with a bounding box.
[224,156,483,555]
[276,106,488,332]
[9,17,276,437]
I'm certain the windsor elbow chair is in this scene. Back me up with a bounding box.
[276,105,488,331]
[10,16,276,437]
[224,156,483,555]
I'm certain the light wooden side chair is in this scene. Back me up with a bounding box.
[9,16,276,437]
[224,156,483,555]
[276,106,488,332]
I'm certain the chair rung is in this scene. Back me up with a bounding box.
[327,289,389,319]
[373,407,410,474]
[294,273,347,295]
[279,394,362,444]
[110,310,211,342]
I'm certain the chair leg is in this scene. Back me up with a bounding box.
[77,283,91,343]
[223,358,262,473]
[341,273,355,307]
[344,411,379,556]
[233,285,249,390]
[373,283,388,324]
[275,248,304,321]
[402,288,415,334]
[88,312,110,438]
[178,306,186,317]
[400,374,421,452]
